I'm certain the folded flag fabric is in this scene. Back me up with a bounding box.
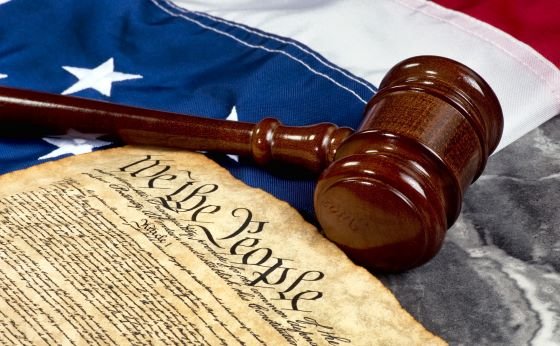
[0,0,558,221]
[433,0,560,67]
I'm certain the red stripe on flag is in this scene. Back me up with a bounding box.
[433,0,560,67]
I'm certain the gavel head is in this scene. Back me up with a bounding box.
[314,56,503,272]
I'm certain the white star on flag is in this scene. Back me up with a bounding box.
[226,106,240,162]
[0,0,11,5]
[39,129,112,160]
[62,57,142,96]
[0,73,7,79]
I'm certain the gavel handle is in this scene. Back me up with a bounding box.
[0,86,353,172]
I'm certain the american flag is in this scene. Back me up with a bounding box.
[0,0,558,221]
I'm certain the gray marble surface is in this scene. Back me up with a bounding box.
[379,115,560,345]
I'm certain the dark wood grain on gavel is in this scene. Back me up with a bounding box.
[0,56,503,272]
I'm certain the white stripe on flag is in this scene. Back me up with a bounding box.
[167,0,560,152]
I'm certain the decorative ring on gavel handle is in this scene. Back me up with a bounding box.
[0,55,503,272]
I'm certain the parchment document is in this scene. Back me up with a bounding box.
[0,146,444,345]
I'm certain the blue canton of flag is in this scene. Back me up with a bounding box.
[0,0,376,220]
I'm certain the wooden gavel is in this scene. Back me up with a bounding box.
[0,56,503,272]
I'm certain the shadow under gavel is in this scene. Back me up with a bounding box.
[0,56,503,272]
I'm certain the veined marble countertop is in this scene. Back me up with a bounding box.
[380,115,560,345]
